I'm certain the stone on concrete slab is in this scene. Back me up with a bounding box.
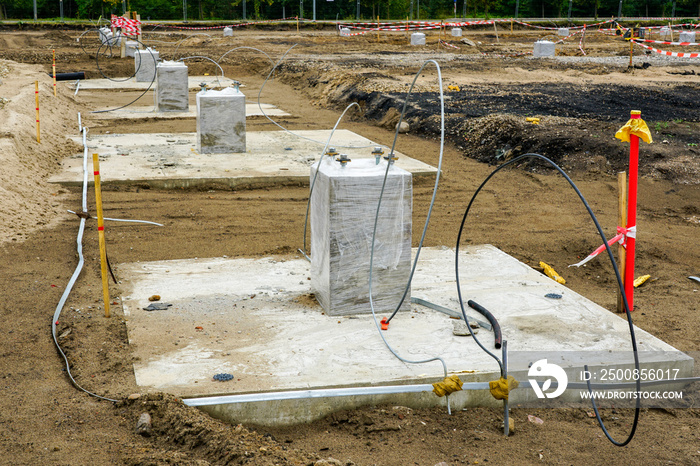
[223,27,233,36]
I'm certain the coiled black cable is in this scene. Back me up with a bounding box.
[455,153,640,446]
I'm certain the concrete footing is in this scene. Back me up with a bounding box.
[52,130,438,188]
[118,245,693,426]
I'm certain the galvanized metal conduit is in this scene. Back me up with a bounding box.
[183,382,492,407]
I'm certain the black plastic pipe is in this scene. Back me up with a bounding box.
[467,300,502,349]
[48,72,86,81]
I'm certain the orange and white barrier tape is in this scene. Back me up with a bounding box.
[569,226,636,268]
[632,39,700,58]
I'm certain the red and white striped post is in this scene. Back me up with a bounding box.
[623,110,641,311]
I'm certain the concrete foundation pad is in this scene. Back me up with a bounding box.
[70,76,240,91]
[50,130,438,188]
[118,245,692,426]
[89,103,291,120]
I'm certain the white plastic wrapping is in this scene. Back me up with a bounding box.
[156,60,189,112]
[134,48,159,82]
[533,40,555,58]
[196,87,246,154]
[310,157,412,316]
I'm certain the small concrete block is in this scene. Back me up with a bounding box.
[533,40,556,58]
[223,27,233,37]
[156,61,189,112]
[411,32,426,46]
[340,28,352,36]
[125,40,139,58]
[679,31,696,43]
[196,87,246,154]
[660,26,672,39]
[134,49,159,82]
[557,28,569,37]
[451,28,462,37]
[310,158,412,316]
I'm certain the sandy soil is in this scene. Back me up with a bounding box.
[0,24,699,465]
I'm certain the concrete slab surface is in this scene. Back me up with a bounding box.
[50,130,438,189]
[89,103,291,120]
[119,245,693,425]
[71,76,239,90]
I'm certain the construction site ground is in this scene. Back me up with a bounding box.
[0,23,699,465]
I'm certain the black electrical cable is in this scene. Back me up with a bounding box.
[91,38,157,114]
[454,153,640,446]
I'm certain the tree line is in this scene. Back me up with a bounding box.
[0,0,697,22]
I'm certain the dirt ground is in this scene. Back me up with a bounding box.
[0,23,699,465]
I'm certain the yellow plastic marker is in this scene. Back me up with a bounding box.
[633,274,651,288]
[526,117,540,124]
[540,261,566,285]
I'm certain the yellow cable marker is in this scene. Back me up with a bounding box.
[540,261,566,285]
[489,375,519,401]
[432,375,463,397]
[633,274,651,288]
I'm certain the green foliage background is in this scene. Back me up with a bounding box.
[0,0,697,21]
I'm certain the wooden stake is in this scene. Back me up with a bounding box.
[377,15,380,42]
[120,32,126,58]
[52,49,57,97]
[617,171,627,313]
[494,21,500,43]
[296,16,299,33]
[34,81,40,143]
[629,38,634,70]
[92,153,111,318]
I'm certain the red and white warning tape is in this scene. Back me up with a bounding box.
[439,39,460,49]
[570,226,636,268]
[144,17,299,30]
[633,38,699,46]
[632,39,700,57]
[111,15,141,36]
